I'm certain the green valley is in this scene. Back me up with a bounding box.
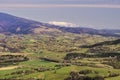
[0,33,120,80]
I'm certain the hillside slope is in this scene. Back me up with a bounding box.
[80,39,120,53]
[0,12,120,37]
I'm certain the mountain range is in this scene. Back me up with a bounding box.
[0,12,120,37]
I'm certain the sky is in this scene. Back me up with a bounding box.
[0,0,120,29]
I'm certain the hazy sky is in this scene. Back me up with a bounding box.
[0,0,120,29]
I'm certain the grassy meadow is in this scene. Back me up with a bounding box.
[0,34,120,80]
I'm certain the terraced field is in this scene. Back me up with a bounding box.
[0,34,120,80]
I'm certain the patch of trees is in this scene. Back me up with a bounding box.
[10,67,53,75]
[0,55,29,67]
[66,70,120,80]
[80,39,120,48]
[40,58,60,63]
[55,63,71,68]
[79,69,99,74]
[104,61,120,69]
[102,55,120,69]
[64,53,90,60]
[11,70,34,75]
[94,52,120,57]
[88,46,120,53]
[107,73,120,77]
[33,67,52,72]
[65,71,104,80]
[64,52,120,60]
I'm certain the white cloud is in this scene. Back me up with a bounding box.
[0,4,120,9]
[48,21,79,27]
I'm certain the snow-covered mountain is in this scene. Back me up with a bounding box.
[48,21,79,27]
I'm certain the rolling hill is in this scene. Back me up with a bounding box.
[80,39,120,53]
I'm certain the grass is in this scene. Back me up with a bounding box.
[1,51,120,80]
[105,76,120,80]
[19,60,56,68]
[0,31,119,80]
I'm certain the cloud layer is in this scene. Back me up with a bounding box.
[0,4,120,9]
[48,21,79,27]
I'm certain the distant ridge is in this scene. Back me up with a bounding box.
[0,12,120,37]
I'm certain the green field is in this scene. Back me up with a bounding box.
[0,34,120,80]
[1,52,120,80]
